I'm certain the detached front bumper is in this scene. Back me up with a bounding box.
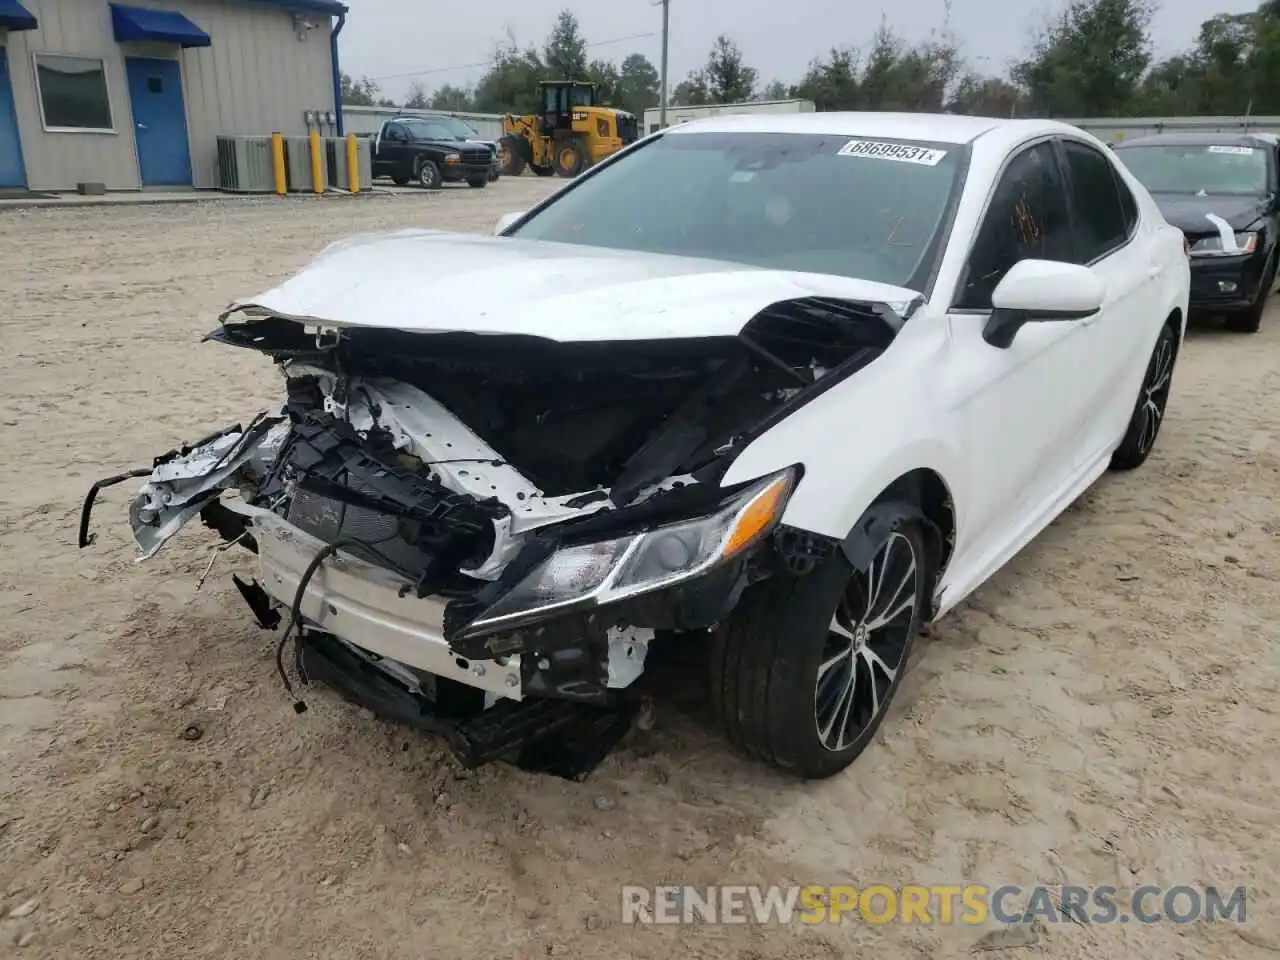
[1189,250,1270,311]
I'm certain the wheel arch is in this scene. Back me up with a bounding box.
[838,468,957,613]
[1166,305,1185,347]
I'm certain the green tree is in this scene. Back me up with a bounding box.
[758,80,791,100]
[544,9,589,80]
[472,37,546,114]
[615,53,660,115]
[948,74,1024,117]
[1012,0,1155,116]
[794,48,860,110]
[672,75,710,106]
[587,59,621,105]
[428,84,475,112]
[404,80,429,109]
[340,71,392,107]
[701,35,758,103]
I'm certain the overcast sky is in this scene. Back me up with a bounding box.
[337,0,1261,103]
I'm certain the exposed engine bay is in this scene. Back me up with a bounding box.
[80,295,901,777]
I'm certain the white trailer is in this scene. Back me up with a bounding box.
[643,99,815,135]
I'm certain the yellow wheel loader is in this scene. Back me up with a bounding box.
[498,81,639,179]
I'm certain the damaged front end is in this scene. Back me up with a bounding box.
[81,295,900,775]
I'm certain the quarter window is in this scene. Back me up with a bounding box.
[1062,140,1131,262]
[956,142,1073,310]
[35,54,113,132]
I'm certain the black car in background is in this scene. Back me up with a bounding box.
[372,118,494,190]
[1114,131,1280,332]
[412,113,501,182]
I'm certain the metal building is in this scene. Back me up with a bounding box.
[0,0,347,193]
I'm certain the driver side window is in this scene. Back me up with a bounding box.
[956,141,1073,310]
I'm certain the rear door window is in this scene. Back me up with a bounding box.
[1061,140,1131,263]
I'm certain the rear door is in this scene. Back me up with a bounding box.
[1056,136,1160,463]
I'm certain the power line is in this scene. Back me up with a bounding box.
[368,31,658,83]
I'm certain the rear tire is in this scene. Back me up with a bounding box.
[1110,321,1178,471]
[711,514,928,779]
[554,139,589,178]
[1224,252,1275,333]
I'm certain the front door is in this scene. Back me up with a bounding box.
[943,139,1089,569]
[125,57,192,186]
[0,47,26,188]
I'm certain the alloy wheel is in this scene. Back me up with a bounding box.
[814,532,919,752]
[1136,332,1175,456]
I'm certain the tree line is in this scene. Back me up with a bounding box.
[341,0,1280,119]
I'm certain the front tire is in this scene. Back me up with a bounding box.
[416,160,442,191]
[497,136,527,177]
[711,516,928,779]
[1110,321,1178,471]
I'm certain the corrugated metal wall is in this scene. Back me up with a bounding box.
[343,105,505,141]
[3,0,335,190]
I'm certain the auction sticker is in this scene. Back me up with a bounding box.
[837,139,948,165]
[1208,145,1255,155]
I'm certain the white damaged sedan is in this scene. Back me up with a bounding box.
[82,113,1190,779]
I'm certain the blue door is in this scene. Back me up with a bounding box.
[125,57,192,186]
[0,47,26,188]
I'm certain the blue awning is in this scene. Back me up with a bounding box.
[0,0,38,31]
[110,3,211,47]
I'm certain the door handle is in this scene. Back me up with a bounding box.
[1147,264,1164,279]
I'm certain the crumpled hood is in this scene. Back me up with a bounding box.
[222,230,922,342]
[1149,193,1268,235]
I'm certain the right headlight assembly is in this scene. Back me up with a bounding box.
[461,468,798,636]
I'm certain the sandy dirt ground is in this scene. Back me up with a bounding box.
[1,179,1278,960]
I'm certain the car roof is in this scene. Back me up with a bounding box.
[662,111,1083,145]
[1115,131,1278,149]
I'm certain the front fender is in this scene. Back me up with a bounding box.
[719,364,964,546]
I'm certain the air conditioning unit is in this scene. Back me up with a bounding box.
[282,136,318,192]
[216,136,275,192]
[324,137,347,189]
[324,137,374,191]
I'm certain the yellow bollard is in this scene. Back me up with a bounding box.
[309,129,324,194]
[271,132,286,195]
[346,133,359,193]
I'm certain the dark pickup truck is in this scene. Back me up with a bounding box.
[373,117,495,190]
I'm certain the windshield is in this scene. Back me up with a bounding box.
[507,131,965,290]
[429,116,478,140]
[402,120,458,141]
[1117,143,1271,197]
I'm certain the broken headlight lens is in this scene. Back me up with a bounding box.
[1189,230,1258,257]
[465,469,797,633]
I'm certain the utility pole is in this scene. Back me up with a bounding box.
[659,0,670,129]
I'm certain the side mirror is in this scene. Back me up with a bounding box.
[494,211,525,236]
[984,260,1104,348]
